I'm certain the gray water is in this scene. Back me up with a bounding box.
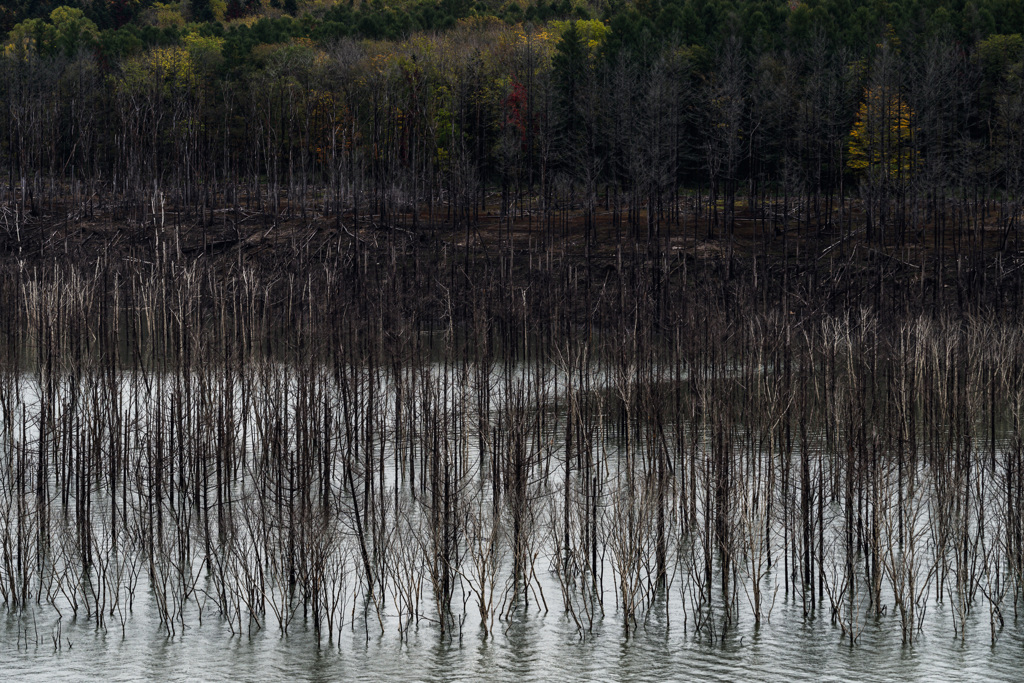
[2,585,1021,681]
[3,364,1024,681]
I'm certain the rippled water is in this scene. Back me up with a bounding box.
[2,584,1021,682]
[2,353,1022,680]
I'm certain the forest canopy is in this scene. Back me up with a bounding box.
[3,0,1023,52]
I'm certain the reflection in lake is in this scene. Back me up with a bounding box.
[2,588,1021,681]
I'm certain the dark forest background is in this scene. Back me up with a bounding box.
[2,0,1024,317]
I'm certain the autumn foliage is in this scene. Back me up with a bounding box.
[847,87,917,182]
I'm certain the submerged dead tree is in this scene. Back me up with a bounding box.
[0,220,1022,649]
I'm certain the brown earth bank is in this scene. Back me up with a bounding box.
[3,194,1024,324]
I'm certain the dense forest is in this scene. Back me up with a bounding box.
[1,0,1024,309]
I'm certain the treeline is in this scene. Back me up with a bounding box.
[4,0,1024,50]
[1,3,1024,254]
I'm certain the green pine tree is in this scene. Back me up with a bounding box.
[191,0,215,22]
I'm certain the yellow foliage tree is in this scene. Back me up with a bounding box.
[847,87,917,181]
[120,31,223,94]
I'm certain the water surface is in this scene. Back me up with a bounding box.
[2,588,1019,681]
